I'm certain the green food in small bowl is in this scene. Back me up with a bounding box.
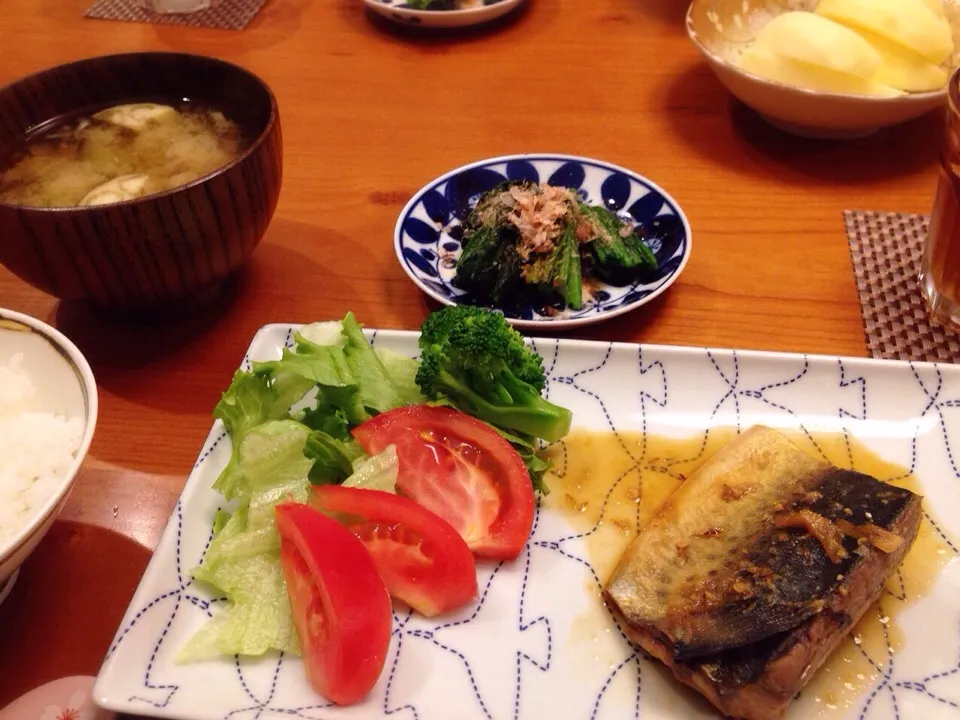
[451,180,659,315]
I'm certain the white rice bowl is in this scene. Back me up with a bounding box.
[0,352,84,549]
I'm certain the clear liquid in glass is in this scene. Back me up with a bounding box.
[921,71,960,333]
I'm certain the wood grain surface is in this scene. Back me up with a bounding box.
[0,0,947,712]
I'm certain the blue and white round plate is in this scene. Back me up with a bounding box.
[361,0,524,28]
[394,153,693,330]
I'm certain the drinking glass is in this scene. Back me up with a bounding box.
[921,68,960,332]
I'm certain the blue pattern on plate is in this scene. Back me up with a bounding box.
[395,155,692,327]
[505,160,539,184]
[626,191,666,225]
[404,217,441,246]
[546,161,585,191]
[600,173,631,211]
[444,167,508,222]
[422,190,450,225]
[402,248,439,278]
[364,0,521,28]
[98,326,960,720]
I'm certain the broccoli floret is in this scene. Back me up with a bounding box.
[416,306,572,443]
[418,304,544,389]
[579,205,658,286]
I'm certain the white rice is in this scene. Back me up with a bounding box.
[0,352,84,549]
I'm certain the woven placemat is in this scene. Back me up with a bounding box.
[844,209,960,364]
[84,0,267,29]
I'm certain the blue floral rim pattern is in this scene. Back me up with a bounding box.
[393,154,692,329]
[363,0,521,25]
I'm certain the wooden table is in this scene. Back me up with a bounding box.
[0,0,947,712]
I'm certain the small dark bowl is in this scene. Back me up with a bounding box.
[0,52,282,314]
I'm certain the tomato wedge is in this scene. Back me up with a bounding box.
[275,502,392,706]
[352,406,534,560]
[310,485,478,616]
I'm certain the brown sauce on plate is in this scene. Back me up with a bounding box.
[541,428,954,716]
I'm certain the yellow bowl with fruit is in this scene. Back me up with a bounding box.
[686,0,960,138]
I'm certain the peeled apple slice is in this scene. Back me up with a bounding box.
[751,12,882,79]
[93,103,176,131]
[858,28,949,91]
[739,45,905,97]
[79,174,151,206]
[816,0,954,66]
[918,0,947,17]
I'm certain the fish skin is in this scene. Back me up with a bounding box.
[606,426,832,656]
[665,467,918,659]
[611,486,920,720]
[603,425,923,720]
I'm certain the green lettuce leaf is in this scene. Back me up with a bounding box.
[340,312,409,417]
[297,401,351,440]
[226,420,316,505]
[211,369,315,500]
[304,430,365,485]
[184,314,440,663]
[343,445,399,493]
[492,426,552,496]
[375,347,426,407]
[180,421,315,662]
[178,554,298,661]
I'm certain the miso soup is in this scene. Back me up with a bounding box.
[0,101,248,208]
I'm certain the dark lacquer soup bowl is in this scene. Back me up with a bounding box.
[0,52,282,313]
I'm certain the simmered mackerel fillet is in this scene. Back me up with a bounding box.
[604,425,922,720]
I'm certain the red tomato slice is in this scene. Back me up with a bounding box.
[352,406,534,560]
[275,502,392,706]
[310,485,478,617]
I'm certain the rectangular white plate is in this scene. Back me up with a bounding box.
[94,326,960,720]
